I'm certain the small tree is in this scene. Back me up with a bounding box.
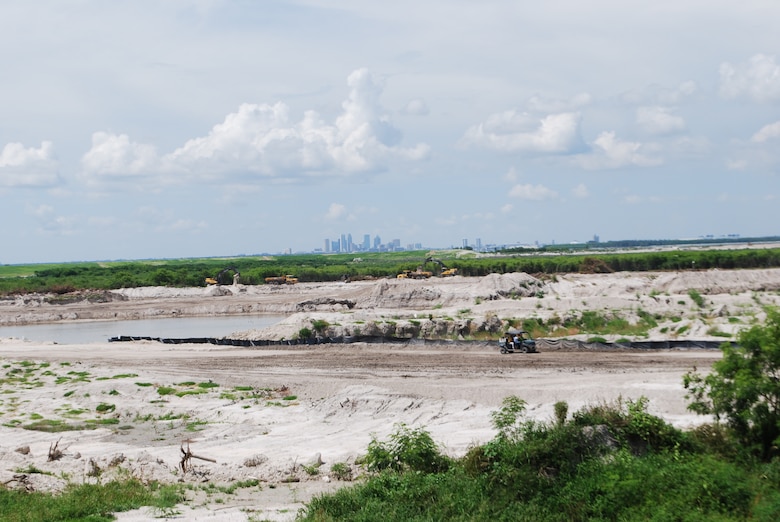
[490,395,527,441]
[684,307,780,460]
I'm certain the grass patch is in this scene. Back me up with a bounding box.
[0,479,183,521]
[156,386,176,396]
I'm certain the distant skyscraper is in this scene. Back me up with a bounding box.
[476,238,482,251]
[347,233,353,253]
[462,238,468,248]
[324,239,331,253]
[363,234,370,250]
[374,235,381,249]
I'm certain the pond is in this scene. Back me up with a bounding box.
[0,315,287,344]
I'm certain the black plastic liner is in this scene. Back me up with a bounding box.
[108,335,733,350]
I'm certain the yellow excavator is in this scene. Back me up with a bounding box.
[425,257,458,277]
[205,267,240,286]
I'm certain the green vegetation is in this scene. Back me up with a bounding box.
[519,309,660,339]
[302,396,780,521]
[688,288,706,308]
[299,312,780,521]
[2,247,780,294]
[685,308,780,461]
[0,480,183,521]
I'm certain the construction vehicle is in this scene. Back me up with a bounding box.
[397,267,432,279]
[205,267,240,286]
[425,257,458,277]
[264,274,298,285]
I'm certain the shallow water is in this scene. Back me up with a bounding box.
[0,315,287,344]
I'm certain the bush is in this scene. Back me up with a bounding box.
[363,423,450,474]
[684,307,780,460]
[688,289,705,307]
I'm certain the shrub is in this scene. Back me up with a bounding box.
[96,403,116,413]
[363,423,450,474]
[688,289,705,307]
[311,319,330,333]
[330,462,352,481]
[554,401,569,426]
[684,307,780,460]
[490,396,527,441]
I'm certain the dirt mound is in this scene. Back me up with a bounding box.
[473,272,546,298]
[652,268,780,294]
[361,279,444,309]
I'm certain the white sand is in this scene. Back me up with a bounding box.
[1,267,779,520]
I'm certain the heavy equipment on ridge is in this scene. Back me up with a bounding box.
[264,274,298,285]
[205,267,240,286]
[425,257,458,277]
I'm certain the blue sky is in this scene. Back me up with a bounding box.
[1,1,779,264]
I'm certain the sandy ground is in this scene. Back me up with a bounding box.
[1,268,779,520]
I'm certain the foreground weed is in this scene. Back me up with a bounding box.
[0,480,184,521]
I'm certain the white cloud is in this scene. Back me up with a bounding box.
[462,111,584,154]
[26,204,77,235]
[500,204,513,214]
[751,121,780,142]
[81,133,159,179]
[509,183,558,200]
[727,159,748,170]
[719,54,780,103]
[0,141,59,187]
[526,93,591,113]
[620,81,697,105]
[572,183,589,198]
[401,98,429,116]
[80,69,430,185]
[636,106,685,135]
[578,131,661,170]
[325,203,347,220]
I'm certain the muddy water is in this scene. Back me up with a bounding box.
[0,315,287,344]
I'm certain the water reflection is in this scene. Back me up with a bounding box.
[0,315,286,344]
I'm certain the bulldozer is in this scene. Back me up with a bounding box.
[205,267,240,286]
[264,274,298,285]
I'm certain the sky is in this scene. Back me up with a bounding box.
[1,0,779,264]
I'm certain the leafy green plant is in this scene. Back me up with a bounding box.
[554,401,568,426]
[688,289,705,307]
[95,403,116,413]
[312,319,330,333]
[363,423,450,473]
[330,462,352,481]
[490,396,527,441]
[684,307,780,460]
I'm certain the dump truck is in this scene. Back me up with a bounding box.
[264,275,298,285]
[397,268,432,279]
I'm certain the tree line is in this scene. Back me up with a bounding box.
[1,247,779,295]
